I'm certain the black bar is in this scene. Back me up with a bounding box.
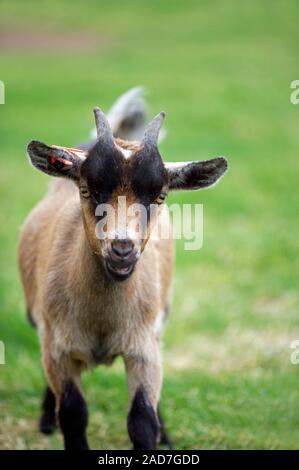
[0,450,299,468]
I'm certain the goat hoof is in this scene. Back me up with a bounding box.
[39,416,56,435]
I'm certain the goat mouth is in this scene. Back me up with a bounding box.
[105,261,135,281]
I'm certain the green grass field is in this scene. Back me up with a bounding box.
[1,0,299,449]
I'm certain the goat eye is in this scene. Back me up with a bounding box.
[156,192,167,205]
[80,187,90,199]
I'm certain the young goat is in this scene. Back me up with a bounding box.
[18,89,228,450]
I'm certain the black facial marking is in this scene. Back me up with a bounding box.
[80,143,124,203]
[59,381,89,450]
[39,386,57,435]
[127,385,159,450]
[80,141,167,209]
[131,148,167,206]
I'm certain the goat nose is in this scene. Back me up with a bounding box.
[111,239,134,258]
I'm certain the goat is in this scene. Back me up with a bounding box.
[18,88,228,450]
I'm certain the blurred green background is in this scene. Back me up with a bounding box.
[1,0,299,449]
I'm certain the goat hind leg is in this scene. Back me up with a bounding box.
[158,407,172,449]
[39,385,57,435]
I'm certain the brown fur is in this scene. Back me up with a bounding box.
[18,160,174,410]
[115,138,141,152]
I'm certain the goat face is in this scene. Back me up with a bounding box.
[27,108,228,282]
[79,135,168,281]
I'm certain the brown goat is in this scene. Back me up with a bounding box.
[18,90,227,450]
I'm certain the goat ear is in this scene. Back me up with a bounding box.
[27,140,87,181]
[165,157,228,191]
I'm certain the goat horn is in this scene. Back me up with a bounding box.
[142,111,165,147]
[93,107,114,145]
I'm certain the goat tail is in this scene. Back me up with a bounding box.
[78,87,165,150]
[91,87,165,143]
[89,87,147,142]
[107,86,148,141]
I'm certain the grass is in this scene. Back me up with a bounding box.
[0,0,299,449]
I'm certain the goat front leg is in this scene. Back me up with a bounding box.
[124,338,162,450]
[42,335,89,450]
[58,379,89,450]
